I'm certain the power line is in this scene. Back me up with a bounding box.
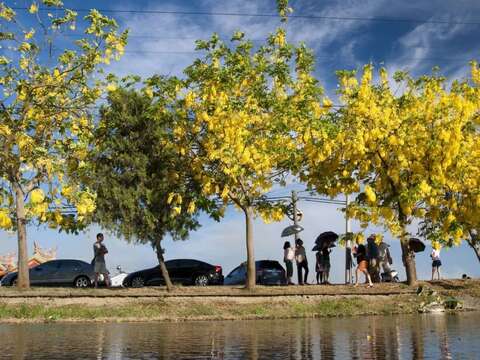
[3,45,475,65]
[10,7,480,26]
[124,50,197,55]
[119,50,478,63]
[301,198,346,205]
[54,34,480,60]
[59,33,267,42]
[41,48,477,66]
[36,44,477,65]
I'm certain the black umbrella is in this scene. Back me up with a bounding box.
[315,231,339,250]
[408,238,426,253]
[312,243,336,251]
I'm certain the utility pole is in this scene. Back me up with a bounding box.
[345,194,352,284]
[292,190,299,241]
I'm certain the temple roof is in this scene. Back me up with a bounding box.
[0,242,56,275]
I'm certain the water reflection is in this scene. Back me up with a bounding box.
[0,313,479,359]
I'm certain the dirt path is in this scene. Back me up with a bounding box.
[0,279,475,298]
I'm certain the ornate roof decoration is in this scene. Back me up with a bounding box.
[0,242,57,276]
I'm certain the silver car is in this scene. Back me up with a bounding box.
[0,259,95,288]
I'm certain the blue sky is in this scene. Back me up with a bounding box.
[2,0,480,282]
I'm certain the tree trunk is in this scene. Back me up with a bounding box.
[466,234,480,263]
[400,237,417,286]
[155,240,173,292]
[14,183,29,289]
[244,206,256,290]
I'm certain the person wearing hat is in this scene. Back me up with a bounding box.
[295,238,309,285]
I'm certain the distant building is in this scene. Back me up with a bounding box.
[0,242,57,277]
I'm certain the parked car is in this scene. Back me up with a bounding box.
[224,260,287,286]
[0,259,94,288]
[123,259,223,287]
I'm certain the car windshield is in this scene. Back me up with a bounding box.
[257,261,283,270]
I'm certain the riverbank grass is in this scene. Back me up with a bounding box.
[0,295,421,322]
[0,279,476,322]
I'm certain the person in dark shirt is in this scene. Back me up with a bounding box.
[367,235,381,282]
[316,248,331,284]
[93,233,110,288]
[295,239,309,285]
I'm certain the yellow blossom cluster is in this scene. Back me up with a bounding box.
[169,29,331,225]
[302,64,480,252]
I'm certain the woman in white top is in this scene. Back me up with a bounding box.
[283,241,295,285]
[431,244,442,281]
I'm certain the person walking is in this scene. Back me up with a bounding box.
[353,243,373,287]
[93,233,110,288]
[431,243,442,281]
[283,241,295,285]
[366,235,380,283]
[295,239,309,285]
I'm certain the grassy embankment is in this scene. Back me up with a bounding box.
[0,279,477,322]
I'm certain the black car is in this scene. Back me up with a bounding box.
[0,259,95,288]
[224,260,287,286]
[123,259,224,287]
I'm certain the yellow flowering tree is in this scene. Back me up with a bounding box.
[302,64,480,285]
[420,62,480,261]
[0,1,127,288]
[171,27,329,289]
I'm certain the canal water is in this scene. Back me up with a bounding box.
[1,313,479,359]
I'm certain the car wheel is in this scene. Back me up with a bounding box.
[194,275,209,286]
[11,278,17,287]
[393,275,400,283]
[74,276,91,288]
[131,276,145,288]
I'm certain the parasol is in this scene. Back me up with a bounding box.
[314,231,339,250]
[312,243,336,251]
[408,238,426,253]
[281,224,304,237]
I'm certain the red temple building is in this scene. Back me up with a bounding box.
[0,242,57,278]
